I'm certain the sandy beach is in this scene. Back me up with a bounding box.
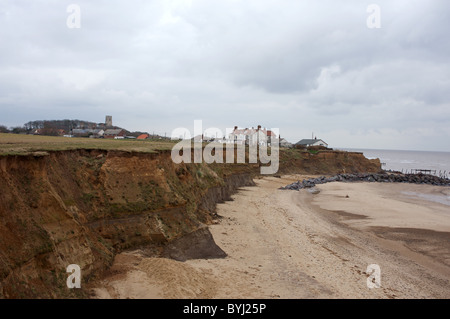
[91,175,450,299]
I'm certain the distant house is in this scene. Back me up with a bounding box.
[137,134,149,140]
[103,129,127,139]
[295,138,328,148]
[92,129,104,137]
[34,128,66,136]
[88,129,105,138]
[191,135,215,143]
[72,129,89,137]
[72,128,104,138]
[266,130,277,146]
[279,138,293,148]
[229,125,278,146]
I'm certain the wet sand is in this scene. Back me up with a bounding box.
[91,175,450,299]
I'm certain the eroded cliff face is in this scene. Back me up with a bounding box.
[0,148,380,298]
[0,149,256,298]
[278,150,382,175]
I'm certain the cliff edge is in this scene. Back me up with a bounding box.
[0,148,380,298]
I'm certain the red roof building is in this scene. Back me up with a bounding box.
[137,134,149,140]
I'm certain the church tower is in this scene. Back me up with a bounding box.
[105,115,112,127]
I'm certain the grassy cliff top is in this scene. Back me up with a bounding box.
[0,133,177,155]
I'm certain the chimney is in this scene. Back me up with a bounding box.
[257,125,261,131]
[234,126,238,131]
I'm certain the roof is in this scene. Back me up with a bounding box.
[137,134,149,140]
[232,128,255,135]
[231,127,275,136]
[72,129,88,134]
[295,139,327,145]
[104,129,125,135]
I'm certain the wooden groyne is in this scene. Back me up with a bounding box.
[388,169,448,179]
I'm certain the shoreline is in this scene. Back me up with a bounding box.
[90,175,450,299]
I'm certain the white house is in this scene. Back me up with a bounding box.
[229,125,278,146]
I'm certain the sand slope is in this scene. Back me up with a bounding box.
[91,175,450,299]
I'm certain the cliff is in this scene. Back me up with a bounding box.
[0,148,380,298]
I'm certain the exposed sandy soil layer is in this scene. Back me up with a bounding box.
[0,147,381,298]
[91,176,450,299]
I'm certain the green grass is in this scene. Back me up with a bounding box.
[0,133,177,155]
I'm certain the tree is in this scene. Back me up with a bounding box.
[11,126,27,134]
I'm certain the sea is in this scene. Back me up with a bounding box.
[339,148,450,206]
[340,148,450,178]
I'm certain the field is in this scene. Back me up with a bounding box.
[0,133,177,155]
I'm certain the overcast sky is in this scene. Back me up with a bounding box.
[1,0,449,151]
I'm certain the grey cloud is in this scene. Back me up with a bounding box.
[0,0,449,151]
